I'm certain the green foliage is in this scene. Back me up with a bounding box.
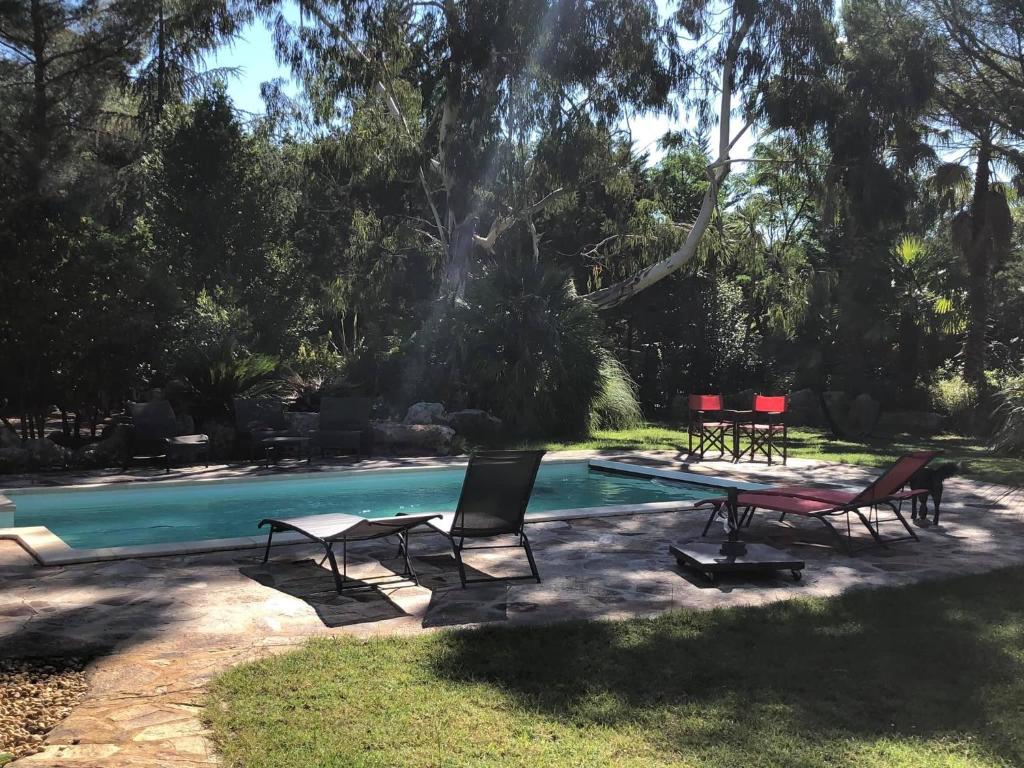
[993,369,1024,455]
[589,356,644,432]
[930,372,979,433]
[181,344,282,424]
[416,259,605,438]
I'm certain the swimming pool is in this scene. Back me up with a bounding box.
[1,459,763,564]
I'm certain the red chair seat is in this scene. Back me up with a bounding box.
[739,422,785,432]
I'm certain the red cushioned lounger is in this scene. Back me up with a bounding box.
[696,451,937,553]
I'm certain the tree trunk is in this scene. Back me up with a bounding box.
[156,0,166,117]
[29,0,49,194]
[582,14,752,310]
[963,141,992,392]
[441,217,478,299]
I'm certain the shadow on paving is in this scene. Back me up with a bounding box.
[414,554,511,628]
[428,567,1024,765]
[239,558,408,628]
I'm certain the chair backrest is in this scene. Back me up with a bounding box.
[689,394,723,413]
[852,451,938,504]
[319,397,372,430]
[130,400,178,440]
[233,397,287,431]
[451,450,546,538]
[753,394,787,414]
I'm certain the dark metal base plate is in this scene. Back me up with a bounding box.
[670,542,805,582]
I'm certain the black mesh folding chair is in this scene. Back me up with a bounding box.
[315,397,372,456]
[128,401,209,472]
[427,450,546,587]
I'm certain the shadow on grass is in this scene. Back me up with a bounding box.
[429,568,1024,765]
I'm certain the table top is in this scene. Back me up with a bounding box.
[260,435,310,445]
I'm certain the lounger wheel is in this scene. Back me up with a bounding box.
[791,569,802,582]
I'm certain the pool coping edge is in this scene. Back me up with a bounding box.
[1,458,767,565]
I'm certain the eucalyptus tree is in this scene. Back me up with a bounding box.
[259,0,675,299]
[582,0,838,309]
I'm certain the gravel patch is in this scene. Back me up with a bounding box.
[0,658,88,764]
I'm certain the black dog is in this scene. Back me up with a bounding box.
[909,462,960,525]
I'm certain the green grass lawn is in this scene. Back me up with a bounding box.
[207,566,1024,767]
[523,424,1023,487]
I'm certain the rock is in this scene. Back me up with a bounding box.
[786,388,825,427]
[23,438,68,468]
[445,409,503,441]
[372,421,455,454]
[878,410,945,434]
[403,402,447,425]
[284,411,319,437]
[820,390,851,430]
[71,426,132,468]
[848,393,881,436]
[0,427,20,449]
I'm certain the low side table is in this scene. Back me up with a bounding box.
[261,436,311,467]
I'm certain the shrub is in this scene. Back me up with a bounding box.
[590,356,644,431]
[993,369,1024,455]
[181,343,283,423]
[929,373,979,433]
[414,259,605,437]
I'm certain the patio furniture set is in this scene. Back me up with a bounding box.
[125,396,373,472]
[260,448,941,593]
[688,393,788,464]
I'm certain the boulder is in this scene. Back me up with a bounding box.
[24,438,69,468]
[284,411,319,437]
[786,388,825,427]
[878,410,946,434]
[445,409,503,441]
[403,402,447,425]
[820,390,850,428]
[71,425,132,468]
[372,421,455,454]
[848,393,881,436]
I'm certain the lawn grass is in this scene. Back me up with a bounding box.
[207,566,1024,767]
[522,424,1024,487]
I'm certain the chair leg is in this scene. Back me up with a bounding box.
[521,531,541,583]
[399,533,421,584]
[887,502,919,541]
[262,529,274,562]
[701,504,721,536]
[450,538,468,587]
[323,543,345,593]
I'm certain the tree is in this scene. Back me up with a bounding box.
[582,0,839,309]
[915,0,1024,390]
[260,0,674,299]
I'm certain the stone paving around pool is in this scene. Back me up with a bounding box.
[0,451,1022,766]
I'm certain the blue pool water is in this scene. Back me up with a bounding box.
[7,462,711,549]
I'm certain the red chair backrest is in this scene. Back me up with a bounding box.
[753,394,787,413]
[852,451,938,504]
[689,394,722,412]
